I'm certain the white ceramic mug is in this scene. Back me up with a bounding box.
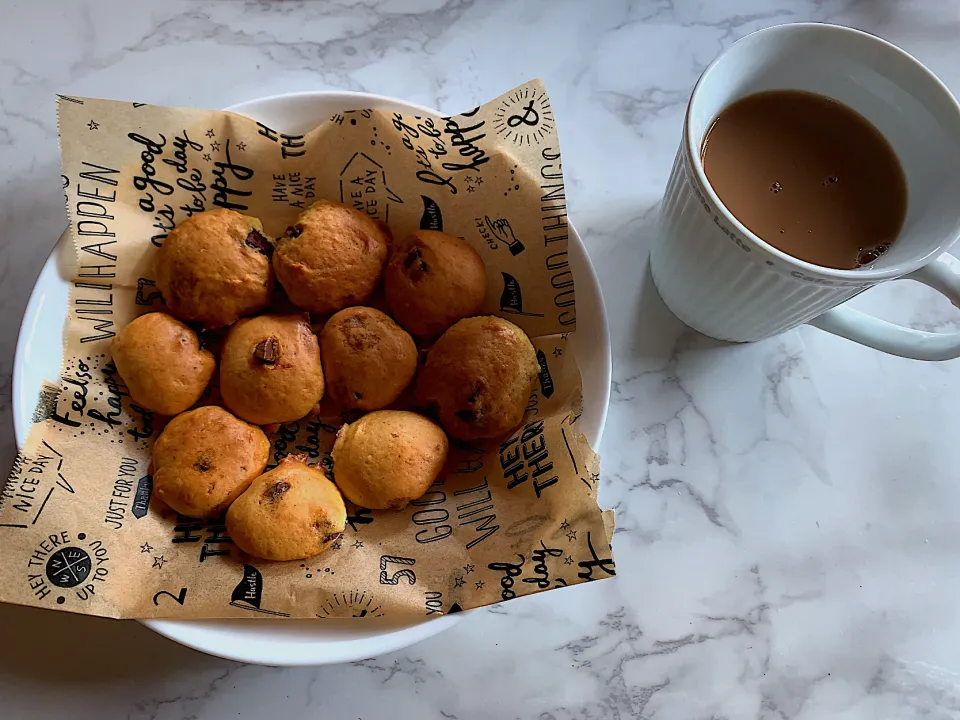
[651,23,960,361]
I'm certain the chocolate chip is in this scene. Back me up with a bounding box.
[193,454,213,472]
[245,228,273,257]
[253,337,279,364]
[265,480,291,503]
[403,246,429,280]
[322,531,342,544]
[285,224,303,239]
[353,391,363,400]
[462,385,484,421]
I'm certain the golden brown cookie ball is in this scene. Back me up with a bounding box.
[331,410,448,510]
[384,230,487,338]
[273,200,390,315]
[154,209,274,328]
[110,312,215,415]
[320,307,417,411]
[152,406,270,519]
[219,314,325,425]
[416,316,538,441]
[226,455,346,561]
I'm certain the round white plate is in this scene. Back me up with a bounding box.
[13,91,611,666]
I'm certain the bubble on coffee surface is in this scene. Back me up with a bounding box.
[857,243,890,267]
[822,175,840,186]
[770,181,782,193]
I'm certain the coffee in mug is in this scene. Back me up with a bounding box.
[651,23,960,360]
[700,90,907,270]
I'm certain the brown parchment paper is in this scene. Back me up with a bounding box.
[0,81,615,620]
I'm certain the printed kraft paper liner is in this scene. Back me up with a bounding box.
[0,80,615,619]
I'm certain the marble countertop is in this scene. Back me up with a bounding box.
[5,0,960,718]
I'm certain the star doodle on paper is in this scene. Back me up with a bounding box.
[454,576,465,588]
[474,176,483,185]
[152,555,166,569]
[87,120,99,130]
[464,175,474,183]
[552,347,563,358]
[559,519,570,531]
[140,542,153,554]
[463,564,475,575]
[206,128,216,138]
[566,529,578,541]
[466,184,476,193]
[237,141,247,151]
[590,471,600,484]
[210,141,221,152]
[564,555,574,565]
[353,540,364,549]
[561,333,569,341]
[332,540,342,550]
[202,153,211,162]
[475,580,485,590]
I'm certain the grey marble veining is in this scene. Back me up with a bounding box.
[4,0,960,718]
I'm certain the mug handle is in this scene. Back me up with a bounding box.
[808,253,960,361]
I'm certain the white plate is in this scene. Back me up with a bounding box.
[13,91,611,666]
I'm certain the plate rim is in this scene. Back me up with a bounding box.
[12,90,611,666]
